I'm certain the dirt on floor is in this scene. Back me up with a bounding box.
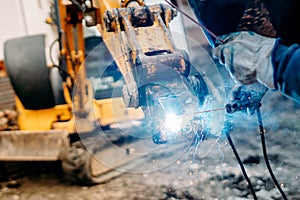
[1,92,300,200]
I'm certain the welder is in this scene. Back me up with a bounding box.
[187,0,300,111]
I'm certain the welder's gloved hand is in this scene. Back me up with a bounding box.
[226,83,268,115]
[212,31,279,89]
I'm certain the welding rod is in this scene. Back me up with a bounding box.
[194,107,226,114]
[164,0,225,44]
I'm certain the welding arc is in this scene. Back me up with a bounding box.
[256,109,288,200]
[164,0,224,44]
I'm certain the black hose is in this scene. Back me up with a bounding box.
[224,129,257,200]
[49,39,59,67]
[70,0,86,12]
[49,39,70,80]
[256,109,288,200]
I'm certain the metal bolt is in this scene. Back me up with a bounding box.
[84,15,94,24]
[85,0,92,9]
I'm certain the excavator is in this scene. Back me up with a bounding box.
[0,0,225,185]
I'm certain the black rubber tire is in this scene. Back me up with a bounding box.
[61,141,100,185]
[4,34,56,110]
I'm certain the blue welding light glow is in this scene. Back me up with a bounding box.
[164,112,181,133]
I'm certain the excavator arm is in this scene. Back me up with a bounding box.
[87,0,205,143]
[0,0,224,185]
[3,0,214,143]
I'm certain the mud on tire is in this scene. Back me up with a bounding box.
[61,141,98,186]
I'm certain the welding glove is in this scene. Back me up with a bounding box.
[226,83,268,115]
[212,31,280,89]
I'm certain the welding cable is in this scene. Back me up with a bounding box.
[224,129,257,200]
[164,0,224,44]
[256,109,288,200]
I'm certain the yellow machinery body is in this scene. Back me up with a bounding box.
[0,0,194,184]
[0,0,147,162]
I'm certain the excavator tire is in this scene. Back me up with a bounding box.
[61,137,149,186]
[4,34,56,110]
[61,141,98,185]
[61,140,126,186]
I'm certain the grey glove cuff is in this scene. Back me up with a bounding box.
[256,38,280,89]
[212,31,279,89]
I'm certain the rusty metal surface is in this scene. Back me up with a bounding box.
[94,2,203,143]
[120,0,145,8]
[0,130,69,161]
[102,4,187,108]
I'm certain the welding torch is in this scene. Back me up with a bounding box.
[165,0,268,115]
[164,0,225,45]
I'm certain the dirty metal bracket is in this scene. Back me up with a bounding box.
[103,4,190,108]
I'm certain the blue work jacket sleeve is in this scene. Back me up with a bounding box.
[273,43,300,103]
